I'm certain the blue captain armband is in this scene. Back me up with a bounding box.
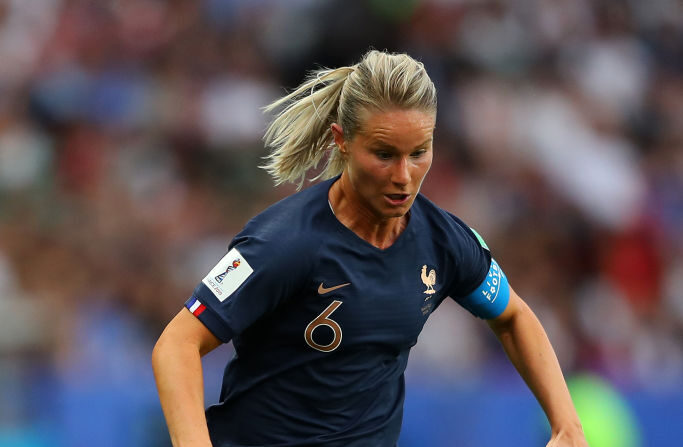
[462,258,510,319]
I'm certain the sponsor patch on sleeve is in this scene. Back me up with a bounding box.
[202,248,254,302]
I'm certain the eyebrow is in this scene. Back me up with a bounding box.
[370,138,433,151]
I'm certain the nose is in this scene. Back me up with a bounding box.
[391,156,410,187]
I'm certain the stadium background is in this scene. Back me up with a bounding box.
[0,0,681,445]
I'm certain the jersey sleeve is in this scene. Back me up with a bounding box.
[184,233,312,343]
[445,218,510,320]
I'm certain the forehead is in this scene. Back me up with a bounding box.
[356,108,435,147]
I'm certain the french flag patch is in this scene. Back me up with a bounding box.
[187,298,206,317]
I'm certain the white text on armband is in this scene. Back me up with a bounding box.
[481,259,504,303]
[463,258,510,319]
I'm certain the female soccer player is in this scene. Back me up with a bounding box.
[152,50,588,447]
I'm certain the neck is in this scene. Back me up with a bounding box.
[328,174,407,250]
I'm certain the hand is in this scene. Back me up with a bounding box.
[546,429,589,447]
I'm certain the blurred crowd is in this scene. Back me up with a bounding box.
[0,0,681,445]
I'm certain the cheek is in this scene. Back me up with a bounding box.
[414,156,432,179]
[351,154,384,183]
[424,151,434,170]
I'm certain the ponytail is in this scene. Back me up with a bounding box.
[262,66,354,188]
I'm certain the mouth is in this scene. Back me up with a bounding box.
[384,193,411,206]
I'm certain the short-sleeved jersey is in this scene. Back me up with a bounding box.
[186,177,494,447]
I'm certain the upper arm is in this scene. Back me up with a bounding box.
[486,287,526,334]
[440,215,514,320]
[155,308,222,357]
[454,256,511,320]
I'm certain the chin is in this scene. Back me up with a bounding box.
[381,207,410,219]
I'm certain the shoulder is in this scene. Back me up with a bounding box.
[413,194,493,300]
[412,194,480,247]
[233,179,333,254]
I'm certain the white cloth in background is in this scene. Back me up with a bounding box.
[200,76,278,147]
[0,0,62,87]
[0,122,53,191]
[514,89,646,230]
[562,36,650,116]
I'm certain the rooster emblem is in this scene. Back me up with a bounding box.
[421,265,436,296]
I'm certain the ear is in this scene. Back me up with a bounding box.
[331,123,346,153]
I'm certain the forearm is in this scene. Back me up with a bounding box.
[489,298,582,436]
[152,336,213,447]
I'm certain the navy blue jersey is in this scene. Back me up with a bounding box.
[185,177,499,447]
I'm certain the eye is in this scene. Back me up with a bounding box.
[375,151,392,160]
[411,149,427,158]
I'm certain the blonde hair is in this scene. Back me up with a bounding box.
[262,50,437,187]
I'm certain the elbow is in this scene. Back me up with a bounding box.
[151,324,205,375]
[151,334,167,374]
[488,316,516,343]
[152,329,178,374]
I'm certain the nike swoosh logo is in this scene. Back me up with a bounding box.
[318,282,351,294]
